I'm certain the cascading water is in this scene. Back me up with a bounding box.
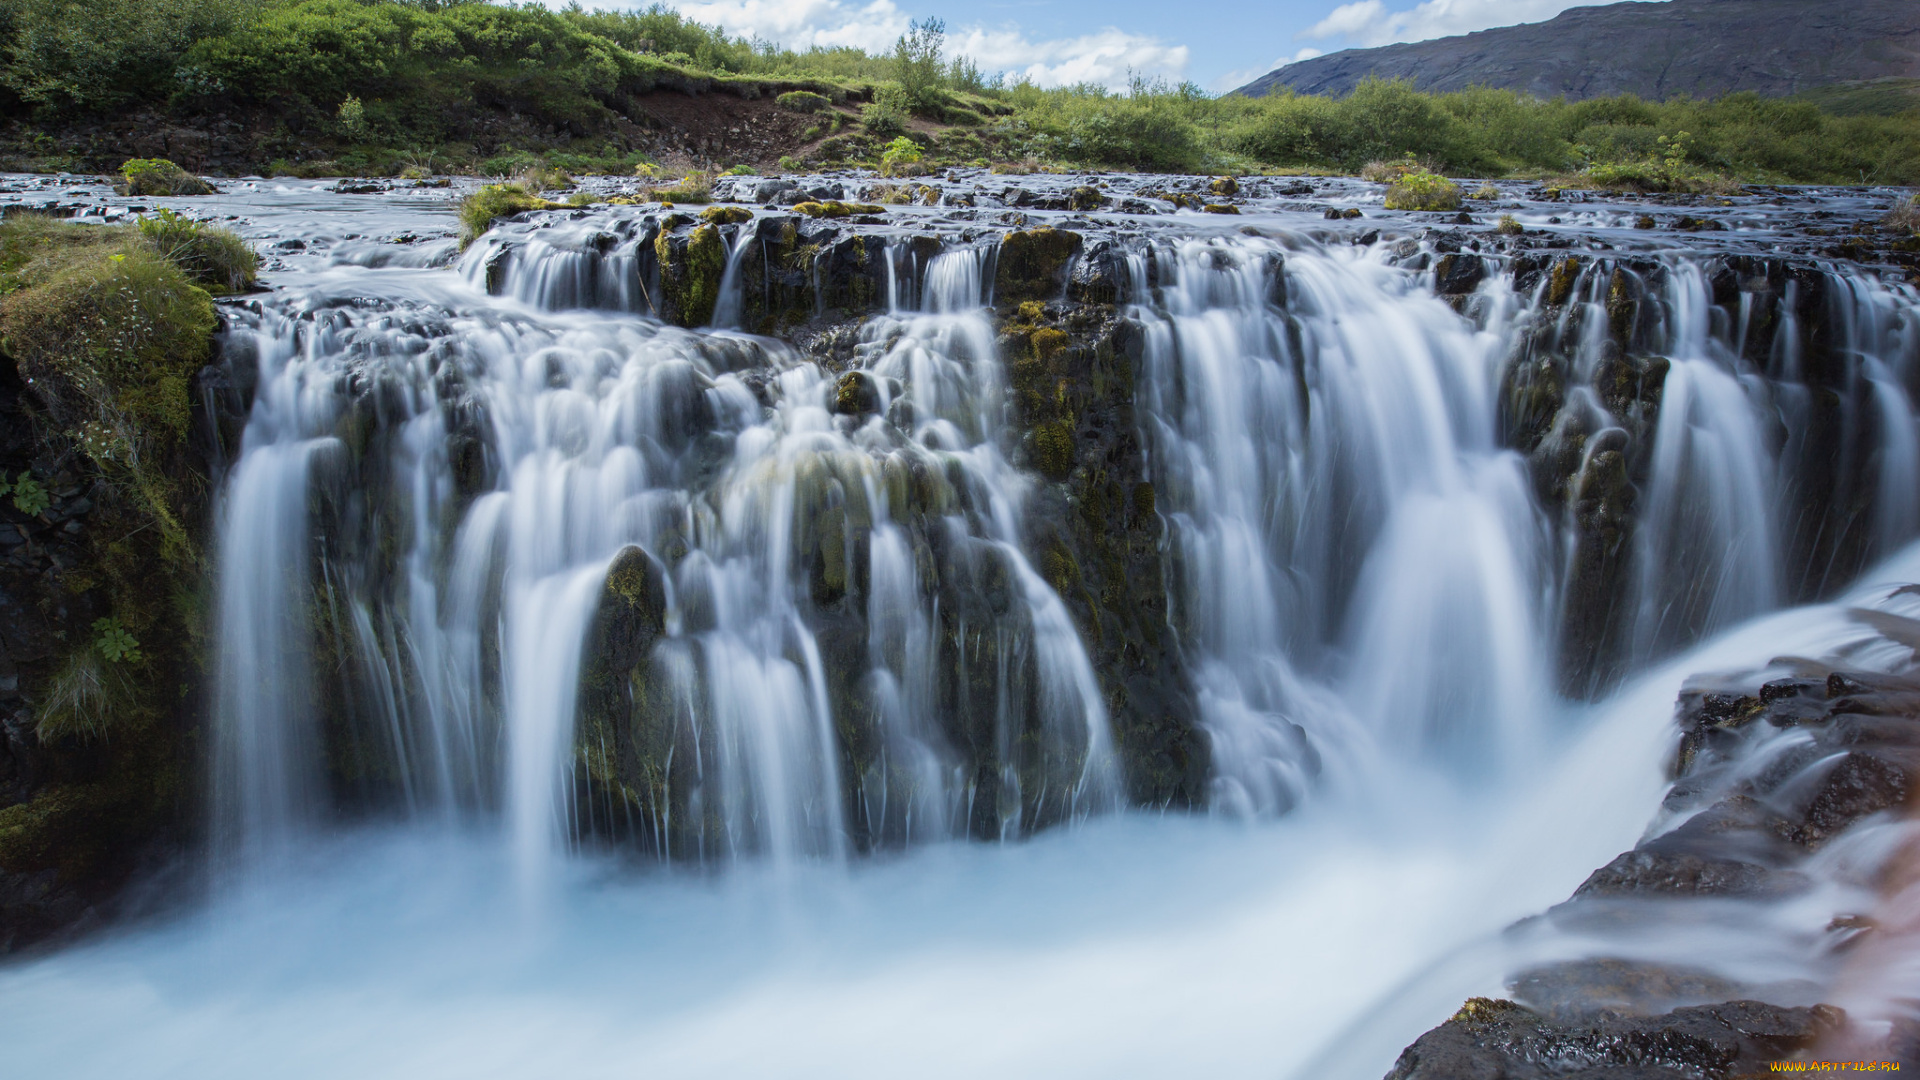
[214,215,1119,882]
[6,173,1920,1078]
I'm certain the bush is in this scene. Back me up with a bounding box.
[119,158,213,197]
[1383,169,1462,211]
[136,210,257,293]
[777,90,832,114]
[457,184,558,245]
[863,84,911,137]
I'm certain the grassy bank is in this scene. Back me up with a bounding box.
[0,0,1915,184]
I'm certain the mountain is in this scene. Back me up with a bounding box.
[1235,0,1920,101]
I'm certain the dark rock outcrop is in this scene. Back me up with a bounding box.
[1387,997,1843,1080]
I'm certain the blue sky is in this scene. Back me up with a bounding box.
[637,0,1634,92]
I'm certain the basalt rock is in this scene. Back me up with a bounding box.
[1386,997,1842,1080]
[994,227,1083,306]
[1001,302,1208,807]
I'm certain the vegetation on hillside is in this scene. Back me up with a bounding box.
[0,0,1914,184]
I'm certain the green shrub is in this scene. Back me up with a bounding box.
[863,84,911,137]
[458,184,558,246]
[119,158,213,197]
[1496,214,1524,235]
[776,90,832,113]
[136,210,257,293]
[1383,169,1462,211]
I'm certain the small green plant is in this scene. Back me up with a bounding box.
[336,95,369,140]
[776,91,832,114]
[1495,214,1524,235]
[7,473,48,516]
[1383,168,1463,211]
[723,164,755,176]
[777,155,802,172]
[879,136,924,176]
[93,617,142,664]
[119,159,213,197]
[1469,183,1500,200]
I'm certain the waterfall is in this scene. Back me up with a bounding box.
[207,202,1920,876]
[212,227,1121,880]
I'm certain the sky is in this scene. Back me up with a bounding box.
[630,0,1646,92]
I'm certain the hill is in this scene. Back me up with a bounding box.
[1236,0,1920,101]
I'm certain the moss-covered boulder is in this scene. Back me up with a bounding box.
[994,227,1083,306]
[654,222,727,327]
[118,159,214,198]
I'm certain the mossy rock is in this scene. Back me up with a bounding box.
[1547,256,1582,306]
[1033,420,1074,479]
[1202,204,1239,215]
[995,227,1083,305]
[792,201,887,219]
[833,371,879,416]
[458,184,560,247]
[118,159,213,197]
[1209,176,1239,196]
[699,205,754,226]
[1383,171,1463,212]
[1067,186,1106,211]
[653,223,727,328]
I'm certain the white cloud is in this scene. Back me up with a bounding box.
[645,0,1187,89]
[1302,0,1609,47]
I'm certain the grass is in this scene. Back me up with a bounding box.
[1889,193,1920,234]
[457,184,560,246]
[136,210,258,293]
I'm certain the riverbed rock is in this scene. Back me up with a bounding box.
[1385,997,1843,1080]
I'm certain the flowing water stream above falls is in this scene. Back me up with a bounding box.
[1,171,1918,1076]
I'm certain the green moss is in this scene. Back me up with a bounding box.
[118,158,213,197]
[654,223,726,327]
[994,226,1083,305]
[1033,419,1074,479]
[1202,203,1239,215]
[791,200,888,218]
[458,184,559,247]
[699,205,753,225]
[1030,327,1068,361]
[1547,256,1582,306]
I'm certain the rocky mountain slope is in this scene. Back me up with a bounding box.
[1237,0,1920,101]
